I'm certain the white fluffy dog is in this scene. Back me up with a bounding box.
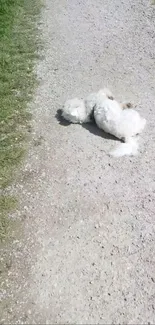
[94,90,146,157]
[61,88,146,157]
[62,88,132,125]
[62,88,114,124]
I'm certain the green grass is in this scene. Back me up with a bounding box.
[0,0,41,240]
[0,196,17,241]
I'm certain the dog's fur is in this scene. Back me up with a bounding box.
[62,88,133,125]
[61,88,146,157]
[94,91,146,157]
[62,89,114,124]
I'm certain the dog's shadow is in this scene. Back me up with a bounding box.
[82,123,121,141]
[55,109,71,126]
[55,109,121,142]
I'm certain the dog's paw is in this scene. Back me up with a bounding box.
[126,102,133,108]
[108,95,114,100]
[121,102,133,109]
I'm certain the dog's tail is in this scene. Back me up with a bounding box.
[110,137,139,157]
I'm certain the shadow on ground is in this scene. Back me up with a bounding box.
[55,109,71,126]
[55,109,121,142]
[82,123,121,142]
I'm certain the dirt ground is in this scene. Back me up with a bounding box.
[1,0,155,323]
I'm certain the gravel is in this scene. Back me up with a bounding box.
[1,0,155,323]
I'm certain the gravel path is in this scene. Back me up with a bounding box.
[1,0,155,323]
